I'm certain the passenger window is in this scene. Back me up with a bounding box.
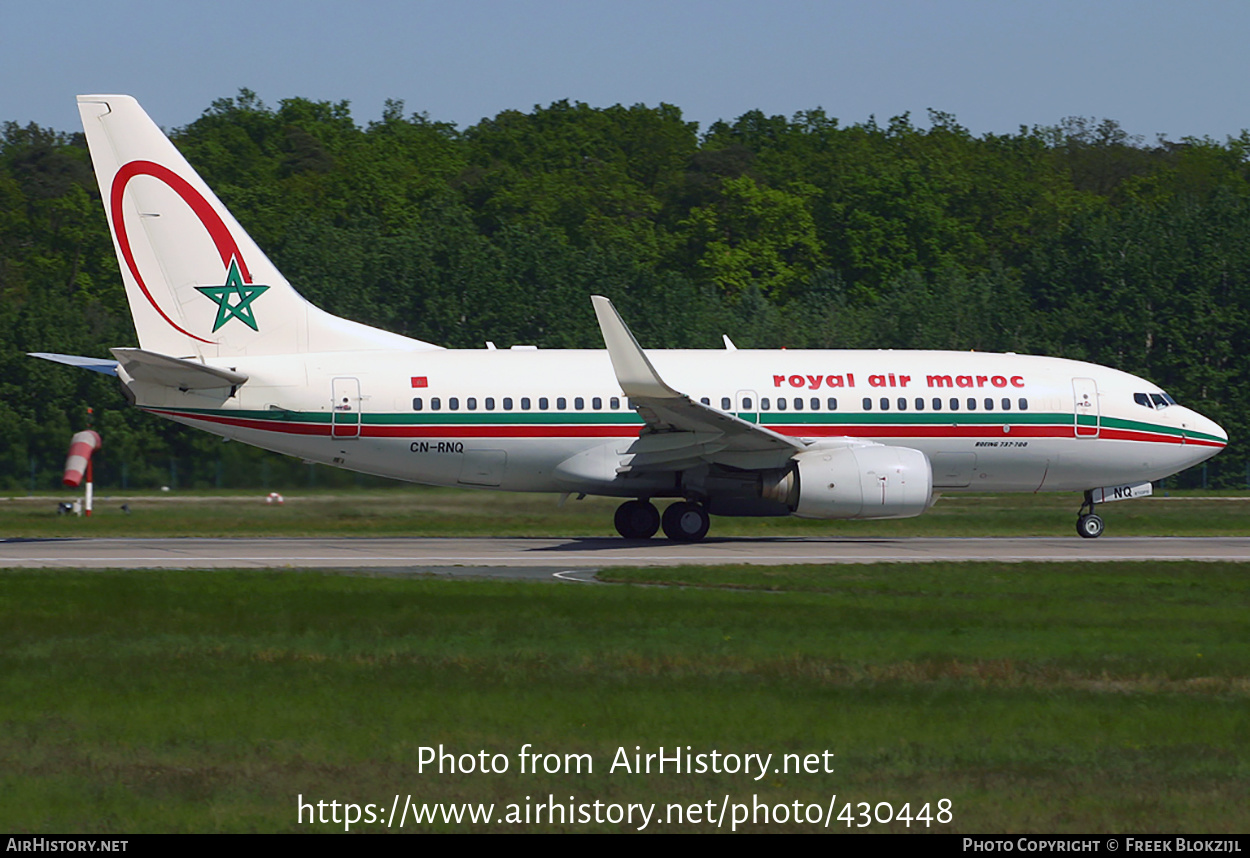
[793,397,803,411]
[722,397,732,410]
[593,397,602,410]
[431,397,441,411]
[862,397,872,411]
[932,398,942,411]
[556,397,566,410]
[743,397,753,410]
[949,398,959,411]
[1001,398,1011,411]
[520,397,530,410]
[611,397,621,409]
[538,397,548,410]
[966,398,976,411]
[915,398,925,411]
[700,397,710,405]
[761,398,770,410]
[574,397,584,410]
[1018,398,1028,410]
[485,397,495,411]
[776,398,787,411]
[897,397,907,411]
[827,398,838,411]
[503,397,513,411]
[880,397,890,411]
[811,397,820,411]
[466,397,477,411]
[412,397,423,411]
[449,397,460,411]
[984,398,994,411]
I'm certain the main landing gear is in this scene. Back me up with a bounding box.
[613,499,710,542]
[614,499,660,539]
[1075,490,1105,539]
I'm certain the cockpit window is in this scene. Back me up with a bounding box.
[1135,391,1178,410]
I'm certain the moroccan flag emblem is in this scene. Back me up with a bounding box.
[196,257,269,332]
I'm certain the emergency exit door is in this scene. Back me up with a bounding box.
[736,390,759,424]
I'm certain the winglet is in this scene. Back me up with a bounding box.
[591,295,680,399]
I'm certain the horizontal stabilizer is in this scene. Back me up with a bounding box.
[28,352,119,376]
[110,347,248,390]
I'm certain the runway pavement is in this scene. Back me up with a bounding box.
[0,535,1247,574]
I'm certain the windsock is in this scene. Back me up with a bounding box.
[63,430,102,487]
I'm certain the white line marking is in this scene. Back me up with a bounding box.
[552,570,600,583]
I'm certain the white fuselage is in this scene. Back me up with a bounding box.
[131,347,1226,500]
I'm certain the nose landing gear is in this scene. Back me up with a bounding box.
[1076,490,1104,539]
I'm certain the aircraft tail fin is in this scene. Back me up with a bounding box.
[76,95,440,358]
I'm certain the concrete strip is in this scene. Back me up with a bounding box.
[0,536,1247,570]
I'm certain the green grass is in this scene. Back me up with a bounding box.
[2,562,1248,832]
[2,486,1248,537]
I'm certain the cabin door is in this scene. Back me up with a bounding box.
[1072,377,1100,438]
[331,377,362,439]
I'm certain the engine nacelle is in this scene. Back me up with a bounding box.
[791,444,932,520]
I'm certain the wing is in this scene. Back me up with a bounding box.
[591,295,809,473]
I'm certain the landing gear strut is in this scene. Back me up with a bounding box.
[1076,490,1104,539]
[661,501,710,542]
[614,499,660,539]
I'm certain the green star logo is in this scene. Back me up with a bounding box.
[196,257,269,332]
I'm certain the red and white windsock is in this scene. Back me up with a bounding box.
[63,430,102,488]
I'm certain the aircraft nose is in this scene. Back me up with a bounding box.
[1205,416,1228,446]
[1184,409,1227,455]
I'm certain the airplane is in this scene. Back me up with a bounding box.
[30,95,1228,542]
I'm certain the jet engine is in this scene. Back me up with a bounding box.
[699,443,933,520]
[788,444,933,520]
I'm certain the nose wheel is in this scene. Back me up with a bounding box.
[1077,513,1105,539]
[1076,491,1104,539]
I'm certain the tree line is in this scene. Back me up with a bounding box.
[2,91,1246,489]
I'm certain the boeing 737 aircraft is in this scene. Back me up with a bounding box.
[31,95,1228,541]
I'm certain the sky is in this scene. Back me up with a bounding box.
[3,0,1249,142]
